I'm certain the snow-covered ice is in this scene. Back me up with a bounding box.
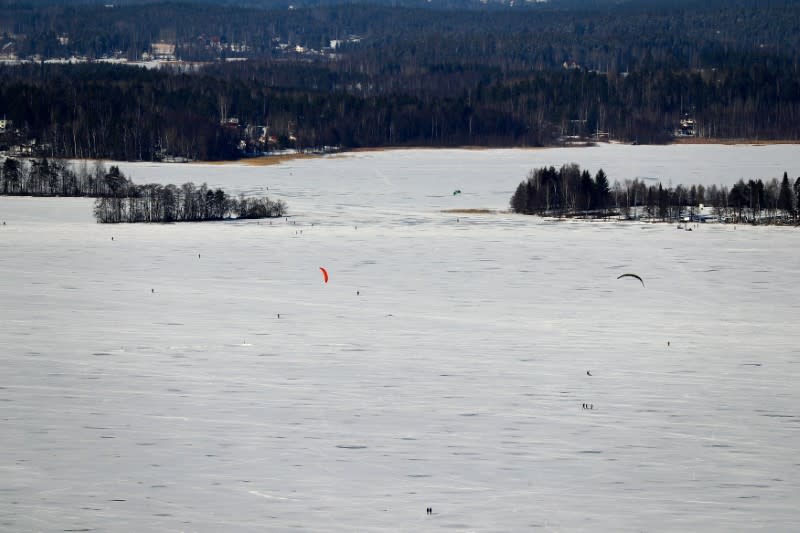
[1,145,799,532]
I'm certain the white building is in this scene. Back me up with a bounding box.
[151,42,176,60]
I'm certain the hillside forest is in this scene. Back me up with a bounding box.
[1,1,799,160]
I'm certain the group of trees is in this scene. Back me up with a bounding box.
[0,66,244,161]
[0,156,287,223]
[1,1,800,160]
[1,156,126,196]
[93,179,287,224]
[510,164,612,217]
[511,165,800,225]
[724,174,800,223]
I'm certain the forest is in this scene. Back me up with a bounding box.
[0,156,287,222]
[1,1,800,159]
[510,164,800,225]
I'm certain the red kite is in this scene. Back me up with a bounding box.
[320,267,329,283]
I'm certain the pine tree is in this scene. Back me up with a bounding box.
[594,169,610,216]
[2,158,20,194]
[778,171,795,219]
[510,181,528,214]
[793,177,800,221]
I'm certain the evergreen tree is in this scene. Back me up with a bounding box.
[778,171,795,219]
[593,169,610,215]
[579,169,594,213]
[2,158,21,194]
[794,177,800,221]
[510,182,528,214]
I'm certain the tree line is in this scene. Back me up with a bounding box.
[93,179,287,224]
[3,61,800,161]
[0,156,287,223]
[0,156,143,197]
[511,165,800,225]
[2,1,800,160]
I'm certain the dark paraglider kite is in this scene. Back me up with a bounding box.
[617,273,644,287]
[320,267,329,283]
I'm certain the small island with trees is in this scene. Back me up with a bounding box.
[511,164,800,225]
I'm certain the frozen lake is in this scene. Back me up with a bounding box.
[1,145,799,531]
